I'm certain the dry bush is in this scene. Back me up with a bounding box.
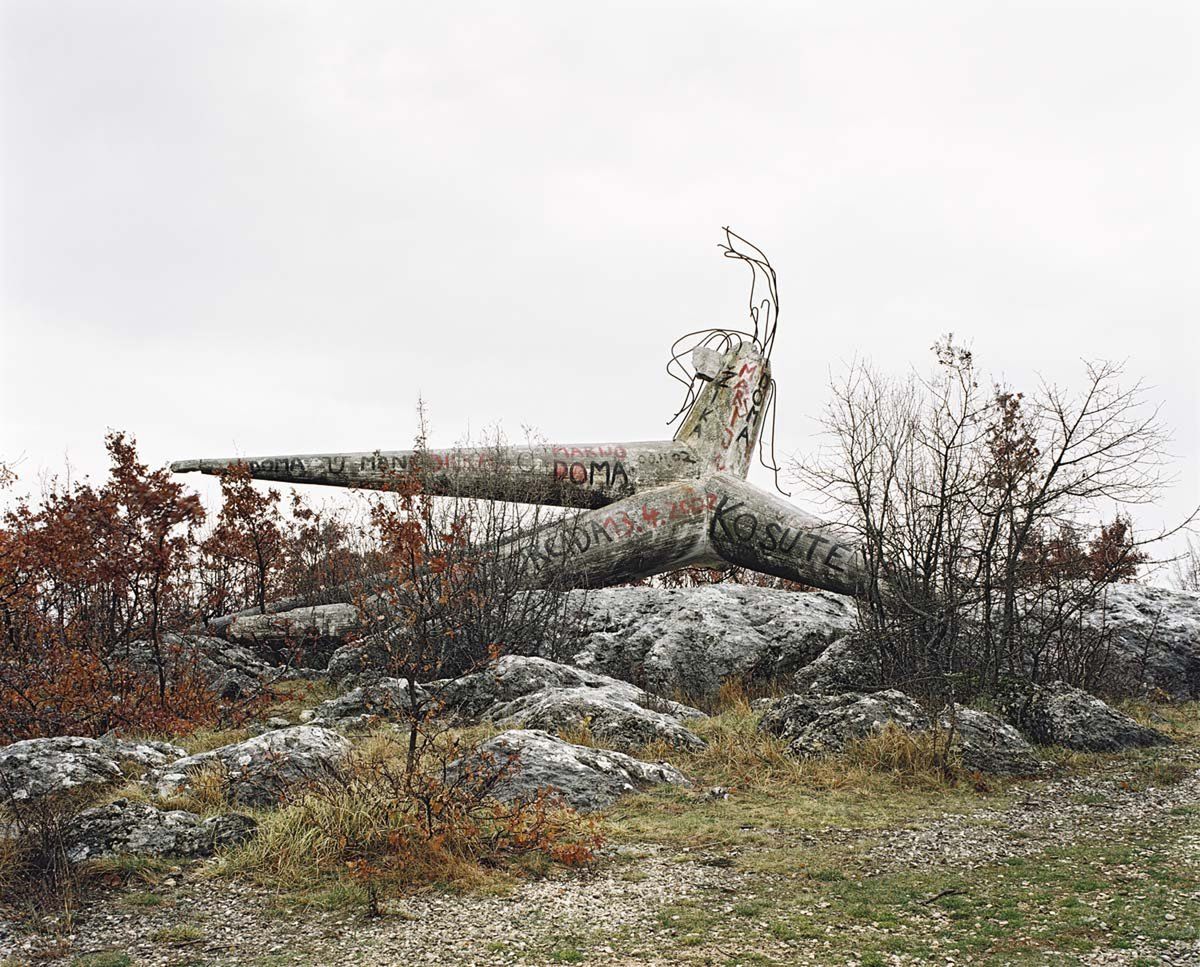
[1175,536,1200,592]
[224,730,600,910]
[0,784,90,911]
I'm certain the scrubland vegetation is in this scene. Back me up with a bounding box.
[1,342,1197,964]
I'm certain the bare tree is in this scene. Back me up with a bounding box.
[793,339,1179,700]
[1173,536,1200,592]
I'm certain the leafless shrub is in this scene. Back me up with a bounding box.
[793,337,1190,701]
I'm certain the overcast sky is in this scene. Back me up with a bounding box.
[2,2,1197,567]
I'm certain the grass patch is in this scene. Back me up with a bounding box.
[220,728,598,910]
[605,699,995,878]
[121,890,164,908]
[640,810,1200,965]
[83,854,175,884]
[175,726,254,756]
[72,954,132,967]
[154,760,231,815]
[150,924,204,944]
[259,677,334,722]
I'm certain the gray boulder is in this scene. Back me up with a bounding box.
[436,656,700,721]
[305,678,428,729]
[757,690,928,756]
[941,705,1044,776]
[98,736,189,771]
[463,729,690,812]
[432,656,704,752]
[567,585,856,699]
[152,726,351,807]
[66,799,256,862]
[793,635,879,693]
[1087,584,1200,698]
[326,636,392,685]
[490,687,705,752]
[0,736,186,804]
[1000,681,1171,751]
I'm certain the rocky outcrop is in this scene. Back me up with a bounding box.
[326,636,391,685]
[569,586,856,698]
[999,681,1172,751]
[436,656,700,720]
[941,706,1043,776]
[152,726,351,807]
[462,729,690,812]
[490,687,704,752]
[127,634,277,699]
[792,635,879,693]
[757,690,928,756]
[66,799,256,862]
[434,656,704,752]
[759,691,1045,775]
[304,678,428,729]
[0,736,186,804]
[1087,584,1200,698]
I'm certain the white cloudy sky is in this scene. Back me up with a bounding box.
[2,2,1197,563]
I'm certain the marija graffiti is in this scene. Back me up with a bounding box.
[173,233,868,598]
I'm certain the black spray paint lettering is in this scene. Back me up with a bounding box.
[711,496,851,573]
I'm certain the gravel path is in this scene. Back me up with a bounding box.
[5,752,1198,966]
[865,751,1200,874]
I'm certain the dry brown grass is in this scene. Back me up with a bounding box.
[221,727,599,903]
[153,760,231,816]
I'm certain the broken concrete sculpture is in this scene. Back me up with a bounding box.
[172,234,869,598]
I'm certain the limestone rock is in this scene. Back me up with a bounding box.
[792,635,879,693]
[228,603,360,647]
[326,636,391,685]
[98,736,189,771]
[491,687,705,752]
[431,656,704,752]
[0,736,185,804]
[757,690,928,756]
[1087,584,1200,698]
[306,678,429,729]
[999,681,1171,751]
[152,726,351,807]
[66,799,256,862]
[0,737,120,804]
[436,656,700,721]
[568,586,856,699]
[462,729,689,812]
[941,705,1044,776]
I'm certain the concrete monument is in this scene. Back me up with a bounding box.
[173,232,868,597]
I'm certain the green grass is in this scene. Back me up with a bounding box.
[626,811,1199,965]
[594,699,1200,965]
[121,890,164,908]
[71,955,132,967]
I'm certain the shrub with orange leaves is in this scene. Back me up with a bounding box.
[225,727,602,905]
[0,434,233,741]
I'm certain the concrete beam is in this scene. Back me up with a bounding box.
[172,440,700,509]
